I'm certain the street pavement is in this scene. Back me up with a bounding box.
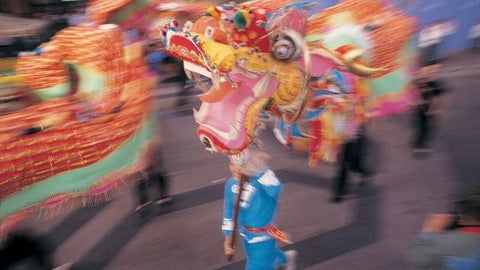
[12,52,480,270]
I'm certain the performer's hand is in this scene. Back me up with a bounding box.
[223,236,235,256]
[421,213,456,233]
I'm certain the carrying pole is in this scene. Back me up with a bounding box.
[227,174,246,262]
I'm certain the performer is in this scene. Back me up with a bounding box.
[331,124,371,203]
[222,146,297,270]
[412,60,448,154]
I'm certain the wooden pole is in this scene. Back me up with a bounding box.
[227,174,246,262]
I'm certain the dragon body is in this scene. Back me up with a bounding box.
[0,0,207,235]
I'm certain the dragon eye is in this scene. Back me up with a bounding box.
[271,30,303,62]
[275,45,290,57]
[272,39,295,60]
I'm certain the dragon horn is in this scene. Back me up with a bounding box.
[342,48,364,64]
[342,48,384,77]
[348,61,385,77]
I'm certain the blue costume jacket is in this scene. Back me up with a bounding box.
[222,169,283,243]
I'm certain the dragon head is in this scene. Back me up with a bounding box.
[165,1,384,155]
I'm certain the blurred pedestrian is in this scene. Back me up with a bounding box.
[330,124,371,203]
[408,186,480,269]
[412,60,448,154]
[134,112,172,212]
[223,146,297,269]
